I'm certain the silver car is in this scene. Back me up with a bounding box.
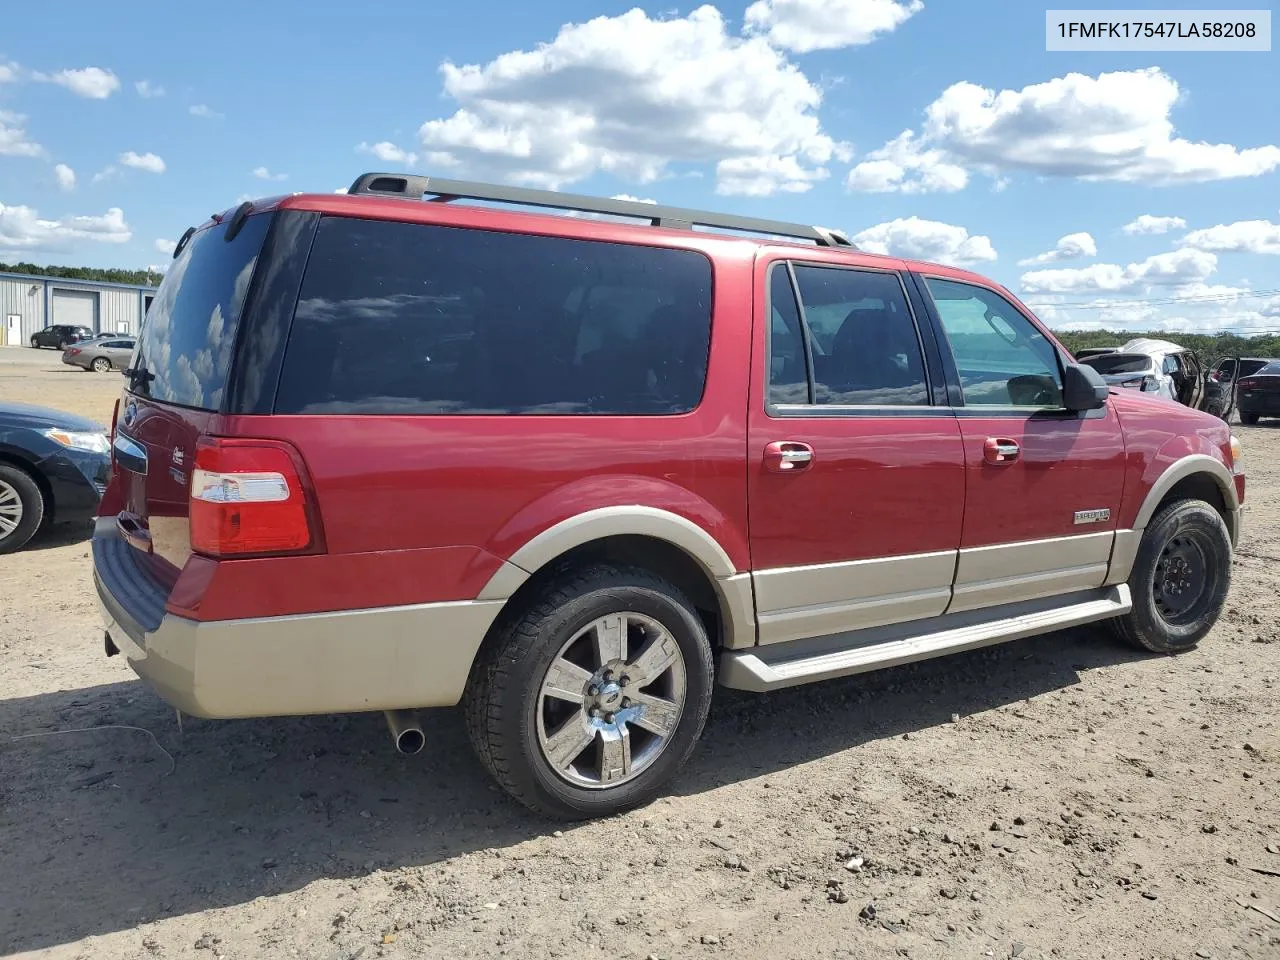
[61,336,137,373]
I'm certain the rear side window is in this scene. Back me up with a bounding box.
[132,214,271,410]
[273,217,713,415]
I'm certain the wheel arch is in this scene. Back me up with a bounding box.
[0,450,51,517]
[476,507,756,652]
[1133,454,1238,543]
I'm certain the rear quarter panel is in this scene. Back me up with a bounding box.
[189,238,756,621]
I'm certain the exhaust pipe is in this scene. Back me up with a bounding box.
[384,710,425,756]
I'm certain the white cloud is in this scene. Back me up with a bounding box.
[1018,231,1097,266]
[38,66,120,99]
[53,163,75,192]
[154,238,176,255]
[189,104,223,119]
[851,216,997,267]
[91,166,117,184]
[846,130,967,194]
[1020,248,1217,294]
[333,187,349,194]
[135,79,164,98]
[1179,219,1280,256]
[0,201,130,249]
[252,166,288,181]
[0,110,43,158]
[418,6,848,196]
[855,68,1280,193]
[742,0,922,53]
[357,141,418,166]
[611,194,657,203]
[119,151,166,173]
[0,62,18,84]
[1122,214,1186,235]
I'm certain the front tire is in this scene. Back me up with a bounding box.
[1241,412,1260,425]
[0,464,45,554]
[464,564,715,820]
[1110,498,1232,654]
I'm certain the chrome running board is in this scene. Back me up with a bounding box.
[719,585,1132,692]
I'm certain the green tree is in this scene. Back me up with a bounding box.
[0,261,162,287]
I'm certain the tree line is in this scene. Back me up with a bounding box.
[1056,329,1280,365]
[0,261,163,288]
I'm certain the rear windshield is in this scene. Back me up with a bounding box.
[273,217,713,415]
[1081,353,1153,375]
[131,213,271,410]
[1257,361,1280,375]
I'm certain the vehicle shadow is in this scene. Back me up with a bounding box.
[24,521,94,552]
[0,624,1146,954]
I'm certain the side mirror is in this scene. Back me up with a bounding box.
[1063,362,1109,411]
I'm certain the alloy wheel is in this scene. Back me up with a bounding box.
[0,479,24,541]
[535,611,687,790]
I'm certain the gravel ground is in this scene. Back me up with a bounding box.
[1,343,1278,960]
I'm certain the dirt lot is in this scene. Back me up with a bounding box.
[1,343,1278,960]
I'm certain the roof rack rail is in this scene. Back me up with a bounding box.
[346,172,855,248]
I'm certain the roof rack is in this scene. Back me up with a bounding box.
[346,172,855,248]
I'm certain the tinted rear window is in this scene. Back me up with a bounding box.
[273,217,713,415]
[1082,353,1153,375]
[1257,361,1280,375]
[131,213,271,410]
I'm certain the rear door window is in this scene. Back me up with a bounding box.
[132,213,271,410]
[273,217,713,415]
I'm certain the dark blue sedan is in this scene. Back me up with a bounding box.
[0,401,111,553]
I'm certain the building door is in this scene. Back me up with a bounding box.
[4,314,18,346]
[52,289,98,333]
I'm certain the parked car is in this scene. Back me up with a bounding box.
[0,402,110,553]
[1236,360,1280,424]
[1203,356,1276,420]
[1080,338,1208,409]
[30,324,94,350]
[61,336,137,373]
[93,174,1244,819]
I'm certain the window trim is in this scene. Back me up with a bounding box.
[764,259,939,419]
[915,271,1101,420]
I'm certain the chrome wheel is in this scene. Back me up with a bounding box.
[536,611,687,790]
[0,479,24,540]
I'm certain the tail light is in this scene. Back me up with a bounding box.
[189,437,322,557]
[1141,375,1158,392]
[65,347,81,356]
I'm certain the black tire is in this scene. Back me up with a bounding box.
[464,563,715,820]
[30,337,40,349]
[1241,412,1260,425]
[1109,498,1232,654]
[0,463,45,555]
[91,357,112,373]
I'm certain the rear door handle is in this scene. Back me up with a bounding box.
[764,441,814,472]
[983,437,1020,465]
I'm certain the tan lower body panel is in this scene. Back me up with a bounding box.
[753,551,956,646]
[949,532,1114,614]
[101,597,505,719]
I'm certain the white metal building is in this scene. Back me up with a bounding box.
[0,271,158,346]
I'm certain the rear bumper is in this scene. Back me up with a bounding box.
[92,520,504,719]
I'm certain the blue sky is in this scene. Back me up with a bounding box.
[1,0,1277,331]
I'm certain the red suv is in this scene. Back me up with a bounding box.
[94,173,1244,819]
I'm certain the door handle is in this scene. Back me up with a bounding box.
[983,437,1020,465]
[764,441,814,473]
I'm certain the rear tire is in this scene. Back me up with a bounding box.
[29,338,39,349]
[91,357,111,373]
[0,464,45,555]
[1241,412,1260,425]
[464,563,715,820]
[1109,498,1232,654]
